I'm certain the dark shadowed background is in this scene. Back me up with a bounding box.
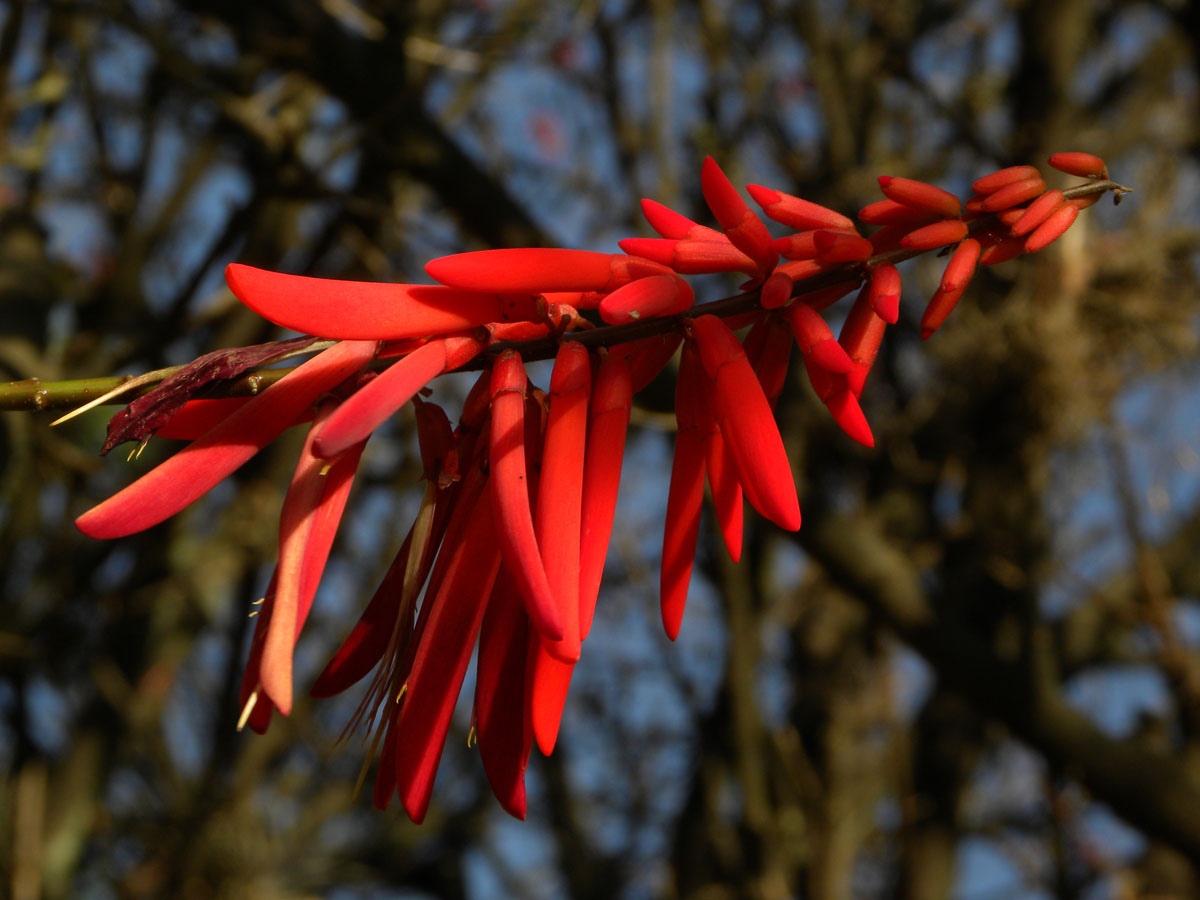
[2,1,1199,898]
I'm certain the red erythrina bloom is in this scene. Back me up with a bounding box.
[71,149,1117,823]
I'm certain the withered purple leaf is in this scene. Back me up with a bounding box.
[100,337,320,455]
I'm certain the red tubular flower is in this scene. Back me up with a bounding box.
[489,351,563,642]
[1010,190,1065,236]
[392,487,504,823]
[814,230,874,264]
[972,165,1041,195]
[618,332,685,392]
[474,569,534,819]
[700,157,779,278]
[1048,152,1108,179]
[743,314,795,410]
[536,342,591,664]
[640,198,724,241]
[579,353,633,639]
[774,231,821,260]
[921,284,968,339]
[76,339,379,540]
[1024,203,1079,252]
[699,382,744,563]
[759,270,794,310]
[868,263,902,325]
[241,431,368,727]
[618,237,758,276]
[777,258,836,283]
[938,238,982,294]
[258,401,366,715]
[900,219,969,252]
[858,199,939,227]
[313,334,483,460]
[599,274,694,323]
[746,184,856,232]
[661,345,708,640]
[783,302,853,374]
[838,287,887,398]
[980,178,1046,212]
[877,176,962,218]
[867,223,910,254]
[226,265,527,340]
[979,233,1027,266]
[690,314,801,532]
[427,248,672,293]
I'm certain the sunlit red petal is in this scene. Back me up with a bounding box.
[489,352,563,642]
[746,184,856,232]
[1047,152,1107,179]
[394,488,504,823]
[313,335,483,460]
[939,238,982,293]
[598,275,694,324]
[640,198,724,241]
[579,353,632,639]
[868,263,901,325]
[226,264,512,340]
[972,165,1041,195]
[858,199,940,227]
[1010,190,1065,236]
[980,178,1046,212]
[877,176,962,218]
[691,315,801,532]
[536,343,591,664]
[661,345,708,641]
[1024,203,1079,253]
[474,569,533,819]
[427,248,671,293]
[701,157,778,277]
[899,219,969,252]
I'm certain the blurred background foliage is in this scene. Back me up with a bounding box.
[1,0,1199,898]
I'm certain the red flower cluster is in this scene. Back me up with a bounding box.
[74,152,1114,822]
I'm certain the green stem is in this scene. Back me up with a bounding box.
[0,179,1128,414]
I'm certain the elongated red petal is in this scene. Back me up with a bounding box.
[877,176,962,218]
[598,275,694,324]
[744,315,794,411]
[260,404,354,715]
[838,288,887,398]
[536,343,591,664]
[661,345,708,640]
[76,340,378,540]
[899,219,969,252]
[691,315,801,532]
[530,644,574,755]
[921,284,967,339]
[980,178,1046,212]
[579,353,632,639]
[619,332,684,392]
[474,569,533,819]
[814,230,874,264]
[226,265,512,339]
[394,488,503,824]
[702,395,743,563]
[489,352,563,642]
[979,234,1026,266]
[1010,190,1065,236]
[777,258,836,283]
[427,249,670,293]
[972,165,1041,195]
[774,232,820,260]
[618,238,757,276]
[868,263,901,325]
[939,238,982,293]
[313,335,482,459]
[783,303,853,374]
[640,198,724,241]
[1024,203,1079,252]
[701,157,778,276]
[153,397,253,440]
[746,184,856,231]
[759,270,794,310]
[1048,152,1107,179]
[858,199,939,227]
